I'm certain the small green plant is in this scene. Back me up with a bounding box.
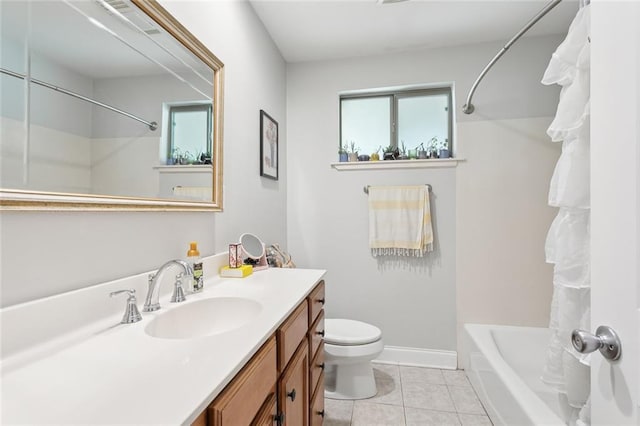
[383,144,395,153]
[347,140,360,154]
[416,142,426,152]
[339,141,347,154]
[427,137,439,153]
[400,140,407,155]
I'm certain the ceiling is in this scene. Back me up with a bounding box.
[249,0,579,63]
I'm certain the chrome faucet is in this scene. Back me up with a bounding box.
[144,259,194,312]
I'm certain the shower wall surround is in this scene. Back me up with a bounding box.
[287,35,562,359]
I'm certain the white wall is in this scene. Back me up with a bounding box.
[0,1,287,307]
[287,35,561,354]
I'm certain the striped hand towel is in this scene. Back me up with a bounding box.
[368,185,433,257]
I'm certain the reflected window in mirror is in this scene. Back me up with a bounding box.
[166,103,212,165]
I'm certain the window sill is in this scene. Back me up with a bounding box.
[153,165,212,173]
[331,158,463,171]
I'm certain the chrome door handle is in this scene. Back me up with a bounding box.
[571,325,622,361]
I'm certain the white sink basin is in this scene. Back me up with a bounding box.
[144,297,262,339]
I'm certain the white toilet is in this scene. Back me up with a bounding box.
[324,319,384,400]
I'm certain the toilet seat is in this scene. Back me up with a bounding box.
[325,319,382,346]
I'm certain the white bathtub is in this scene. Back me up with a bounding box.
[463,324,568,426]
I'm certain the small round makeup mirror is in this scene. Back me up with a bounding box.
[239,233,265,260]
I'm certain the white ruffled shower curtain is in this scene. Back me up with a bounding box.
[541,3,592,425]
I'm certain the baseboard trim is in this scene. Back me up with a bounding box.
[374,345,458,370]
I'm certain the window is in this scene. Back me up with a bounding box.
[167,103,212,164]
[340,87,452,157]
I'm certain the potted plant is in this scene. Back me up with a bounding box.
[438,138,451,159]
[416,142,427,159]
[427,137,439,158]
[383,145,398,160]
[370,146,381,161]
[398,140,408,160]
[168,147,182,165]
[347,141,360,162]
[338,141,348,162]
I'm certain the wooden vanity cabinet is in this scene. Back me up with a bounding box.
[307,281,325,424]
[207,337,278,426]
[197,280,326,426]
[278,340,309,425]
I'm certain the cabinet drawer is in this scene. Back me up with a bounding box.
[277,301,309,372]
[308,310,324,361]
[208,337,277,426]
[307,281,325,325]
[309,341,324,396]
[279,339,309,426]
[309,372,325,426]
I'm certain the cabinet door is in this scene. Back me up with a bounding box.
[310,374,325,426]
[251,392,277,426]
[278,340,309,426]
[209,337,277,426]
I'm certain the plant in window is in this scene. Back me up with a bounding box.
[170,147,183,165]
[370,146,381,161]
[399,140,409,160]
[383,144,399,161]
[427,137,439,158]
[347,140,360,162]
[414,142,426,159]
[338,141,348,162]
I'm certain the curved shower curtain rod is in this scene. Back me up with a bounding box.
[462,0,563,115]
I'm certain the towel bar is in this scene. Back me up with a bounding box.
[363,184,431,194]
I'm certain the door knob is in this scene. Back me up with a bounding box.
[571,325,622,361]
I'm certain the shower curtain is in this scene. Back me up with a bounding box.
[541,3,591,425]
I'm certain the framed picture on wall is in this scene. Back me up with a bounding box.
[260,110,278,180]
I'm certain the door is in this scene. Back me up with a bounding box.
[590,1,639,424]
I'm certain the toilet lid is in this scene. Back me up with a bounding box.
[324,319,382,345]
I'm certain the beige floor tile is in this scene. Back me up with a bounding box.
[458,413,493,426]
[366,365,403,406]
[448,386,486,415]
[400,366,446,385]
[404,407,462,426]
[324,398,354,426]
[352,401,406,426]
[442,369,471,387]
[402,382,456,412]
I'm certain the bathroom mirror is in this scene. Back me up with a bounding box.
[0,0,224,210]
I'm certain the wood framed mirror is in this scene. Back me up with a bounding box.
[0,0,224,211]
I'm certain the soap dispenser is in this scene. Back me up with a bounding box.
[187,242,204,292]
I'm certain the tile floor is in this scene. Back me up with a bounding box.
[324,363,493,426]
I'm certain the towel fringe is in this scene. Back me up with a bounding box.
[371,245,433,258]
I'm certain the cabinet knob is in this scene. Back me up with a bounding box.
[317,330,325,337]
[317,410,325,418]
[317,362,325,371]
[287,388,296,402]
[317,298,325,305]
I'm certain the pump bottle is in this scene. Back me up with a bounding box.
[187,242,204,292]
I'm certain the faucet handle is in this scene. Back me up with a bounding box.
[171,273,187,303]
[110,289,143,324]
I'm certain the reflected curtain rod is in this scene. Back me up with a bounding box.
[364,184,432,194]
[0,67,158,131]
[462,0,563,115]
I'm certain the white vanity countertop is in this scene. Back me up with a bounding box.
[1,266,326,425]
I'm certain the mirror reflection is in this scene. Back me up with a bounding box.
[0,0,223,207]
